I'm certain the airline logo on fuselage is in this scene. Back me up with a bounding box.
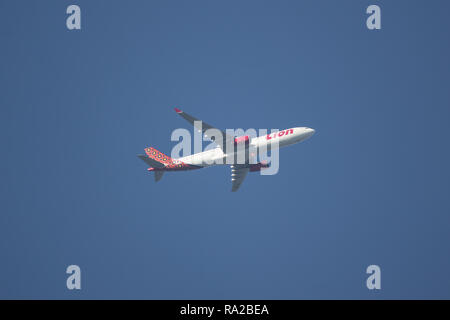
[266,129,294,140]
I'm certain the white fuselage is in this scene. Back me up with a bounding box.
[177,127,315,167]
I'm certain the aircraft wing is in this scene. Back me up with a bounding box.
[174,108,235,148]
[231,165,250,192]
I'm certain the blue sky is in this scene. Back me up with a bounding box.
[1,0,450,299]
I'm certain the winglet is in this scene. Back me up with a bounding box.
[174,107,182,114]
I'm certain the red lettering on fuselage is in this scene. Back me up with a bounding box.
[266,129,293,140]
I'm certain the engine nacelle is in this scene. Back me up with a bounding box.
[249,161,270,172]
[234,135,250,145]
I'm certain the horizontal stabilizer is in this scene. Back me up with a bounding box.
[137,154,165,168]
[137,154,165,182]
[154,170,164,182]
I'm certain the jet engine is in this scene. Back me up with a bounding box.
[234,135,250,145]
[249,161,270,172]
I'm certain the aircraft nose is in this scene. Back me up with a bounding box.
[306,128,315,137]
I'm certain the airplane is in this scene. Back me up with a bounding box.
[138,108,315,191]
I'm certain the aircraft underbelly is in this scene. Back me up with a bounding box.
[179,148,225,166]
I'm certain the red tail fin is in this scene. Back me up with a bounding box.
[144,147,173,165]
